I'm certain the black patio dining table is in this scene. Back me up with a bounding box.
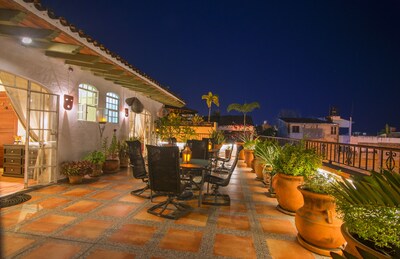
[180,158,210,206]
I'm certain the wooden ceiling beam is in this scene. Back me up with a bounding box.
[0,8,26,24]
[46,51,100,63]
[0,24,58,39]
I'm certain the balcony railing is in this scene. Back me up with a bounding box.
[263,136,400,175]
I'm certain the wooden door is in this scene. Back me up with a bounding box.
[0,92,18,167]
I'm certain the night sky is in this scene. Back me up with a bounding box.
[41,0,400,134]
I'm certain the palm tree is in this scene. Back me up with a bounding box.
[202,92,219,122]
[227,102,260,132]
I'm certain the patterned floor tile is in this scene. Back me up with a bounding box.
[119,194,147,203]
[133,207,165,222]
[217,214,251,231]
[259,218,297,235]
[20,214,76,234]
[62,188,94,197]
[22,241,83,259]
[266,238,314,259]
[174,211,209,227]
[61,218,113,240]
[34,185,68,194]
[90,190,121,200]
[108,223,157,246]
[34,197,71,209]
[97,203,137,217]
[63,200,102,213]
[86,248,136,259]
[214,233,257,258]
[2,233,36,257]
[159,229,203,252]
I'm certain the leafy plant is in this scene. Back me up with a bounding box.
[117,141,129,160]
[60,161,91,176]
[202,91,219,122]
[273,142,322,178]
[303,172,337,194]
[331,170,400,253]
[191,114,204,125]
[84,150,106,165]
[180,126,196,143]
[254,139,280,169]
[210,130,226,145]
[103,129,119,159]
[240,132,259,150]
[155,112,182,141]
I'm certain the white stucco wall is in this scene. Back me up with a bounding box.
[0,37,163,165]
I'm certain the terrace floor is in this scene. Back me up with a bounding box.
[1,166,329,259]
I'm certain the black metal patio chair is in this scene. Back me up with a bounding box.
[146,145,193,219]
[202,145,243,206]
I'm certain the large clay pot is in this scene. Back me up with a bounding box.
[275,173,304,215]
[103,159,120,173]
[253,157,265,180]
[341,224,391,259]
[295,187,345,256]
[68,175,83,184]
[236,142,245,160]
[244,149,254,169]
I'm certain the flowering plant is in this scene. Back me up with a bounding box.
[60,161,91,176]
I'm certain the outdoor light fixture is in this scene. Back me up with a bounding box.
[97,108,108,139]
[182,145,192,163]
[208,140,212,151]
[63,94,73,110]
[125,108,129,117]
[21,37,32,45]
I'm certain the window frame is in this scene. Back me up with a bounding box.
[292,125,300,133]
[106,92,119,124]
[78,83,98,122]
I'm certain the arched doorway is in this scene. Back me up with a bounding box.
[128,109,153,154]
[0,70,59,195]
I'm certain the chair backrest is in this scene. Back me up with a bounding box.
[187,139,208,159]
[126,140,147,179]
[146,145,181,194]
[227,145,244,174]
[225,143,235,161]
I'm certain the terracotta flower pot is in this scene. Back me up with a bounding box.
[275,173,304,215]
[68,175,83,184]
[244,149,254,169]
[253,157,265,180]
[103,159,120,173]
[236,142,245,160]
[295,187,345,256]
[341,224,391,259]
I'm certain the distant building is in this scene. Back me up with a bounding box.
[278,117,339,142]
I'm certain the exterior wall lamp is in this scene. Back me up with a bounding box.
[125,108,129,117]
[63,94,73,110]
[97,108,108,139]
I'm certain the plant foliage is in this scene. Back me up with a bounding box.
[210,129,226,145]
[331,170,400,251]
[254,139,280,169]
[60,161,91,176]
[84,150,106,165]
[202,91,219,122]
[273,142,322,178]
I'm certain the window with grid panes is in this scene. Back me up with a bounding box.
[78,83,98,121]
[106,92,119,123]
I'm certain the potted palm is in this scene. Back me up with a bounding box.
[254,139,279,184]
[84,150,106,176]
[295,173,345,256]
[273,142,322,215]
[210,129,226,150]
[60,161,91,184]
[240,132,258,170]
[102,129,120,173]
[330,170,400,258]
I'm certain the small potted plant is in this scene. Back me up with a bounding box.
[295,173,345,256]
[84,150,106,176]
[225,145,232,159]
[330,170,400,258]
[102,129,120,173]
[118,140,129,168]
[60,161,90,184]
[240,132,259,169]
[273,142,322,215]
[210,129,226,150]
[254,139,279,183]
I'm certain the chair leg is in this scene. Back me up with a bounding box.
[202,184,230,206]
[130,184,151,199]
[147,195,192,220]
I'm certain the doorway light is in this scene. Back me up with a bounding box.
[21,37,33,45]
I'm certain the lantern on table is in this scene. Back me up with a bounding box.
[182,145,192,163]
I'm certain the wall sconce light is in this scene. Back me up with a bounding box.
[97,108,108,139]
[182,145,192,163]
[63,94,73,110]
[124,108,129,117]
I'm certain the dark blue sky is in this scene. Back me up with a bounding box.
[41,0,400,134]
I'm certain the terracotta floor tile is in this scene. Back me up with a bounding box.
[259,218,297,235]
[61,218,113,240]
[108,223,157,245]
[87,248,135,259]
[20,214,76,234]
[229,192,245,200]
[114,183,135,190]
[2,210,38,228]
[249,185,267,193]
[3,234,35,257]
[175,211,208,227]
[220,201,247,213]
[266,238,314,259]
[23,241,83,259]
[97,203,137,217]
[88,181,112,189]
[35,185,68,194]
[252,193,277,202]
[133,208,165,222]
[90,190,120,199]
[159,229,202,252]
[217,214,250,231]
[36,197,71,209]
[254,203,284,216]
[63,188,94,197]
[63,200,102,213]
[119,194,147,203]
[214,233,256,258]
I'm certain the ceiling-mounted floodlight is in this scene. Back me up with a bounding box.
[21,37,32,45]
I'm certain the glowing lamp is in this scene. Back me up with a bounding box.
[21,37,32,45]
[125,108,129,117]
[97,108,108,139]
[208,140,212,151]
[63,94,73,110]
[182,145,192,163]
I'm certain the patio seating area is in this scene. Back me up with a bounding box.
[1,165,326,258]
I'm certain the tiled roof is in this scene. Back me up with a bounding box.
[279,117,334,124]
